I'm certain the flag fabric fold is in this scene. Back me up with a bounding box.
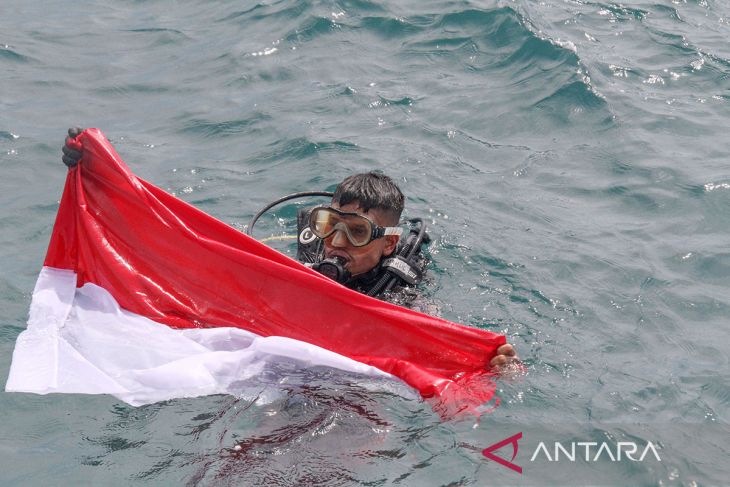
[6,129,505,416]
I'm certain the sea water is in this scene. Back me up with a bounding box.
[1,1,728,485]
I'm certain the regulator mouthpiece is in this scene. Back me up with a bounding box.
[312,256,351,284]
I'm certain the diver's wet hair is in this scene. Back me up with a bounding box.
[332,172,404,224]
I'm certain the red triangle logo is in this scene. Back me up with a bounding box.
[482,432,523,474]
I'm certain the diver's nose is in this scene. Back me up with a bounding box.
[330,229,349,248]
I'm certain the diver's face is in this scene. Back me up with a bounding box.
[322,201,399,277]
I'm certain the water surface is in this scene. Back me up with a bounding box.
[1,0,729,485]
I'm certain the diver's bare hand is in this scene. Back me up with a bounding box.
[490,343,519,370]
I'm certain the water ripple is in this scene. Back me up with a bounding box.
[285,16,338,44]
[179,115,272,138]
[0,44,34,63]
[0,131,20,141]
[250,137,360,165]
[360,15,422,38]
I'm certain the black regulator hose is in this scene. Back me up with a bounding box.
[246,191,334,238]
[403,218,428,259]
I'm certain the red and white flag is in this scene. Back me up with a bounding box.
[5,129,505,417]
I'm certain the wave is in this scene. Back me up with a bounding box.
[93,83,176,96]
[217,1,309,24]
[249,137,361,166]
[178,115,273,138]
[209,2,610,127]
[284,16,338,44]
[0,45,34,63]
[123,27,191,46]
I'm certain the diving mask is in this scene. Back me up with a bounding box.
[309,206,403,247]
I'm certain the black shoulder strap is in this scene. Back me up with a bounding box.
[380,255,423,286]
[365,223,430,297]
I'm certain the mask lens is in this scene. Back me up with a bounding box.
[342,216,371,246]
[312,208,339,237]
[309,207,374,247]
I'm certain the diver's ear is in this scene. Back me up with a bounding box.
[383,235,399,257]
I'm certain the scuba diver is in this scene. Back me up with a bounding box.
[62,128,518,368]
[247,171,428,302]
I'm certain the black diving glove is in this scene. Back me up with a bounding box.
[61,127,84,167]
